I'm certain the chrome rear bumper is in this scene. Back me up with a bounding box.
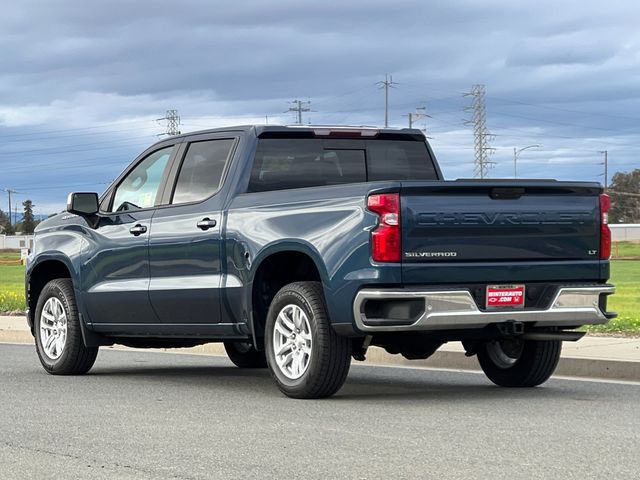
[353,285,615,332]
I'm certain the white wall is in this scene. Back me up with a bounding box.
[0,235,34,250]
[610,224,640,241]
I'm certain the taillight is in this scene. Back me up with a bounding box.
[368,193,401,262]
[600,193,611,260]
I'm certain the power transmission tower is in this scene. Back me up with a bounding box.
[157,109,181,136]
[464,84,494,178]
[599,150,608,191]
[403,106,430,131]
[1,188,18,227]
[377,74,398,127]
[286,100,312,125]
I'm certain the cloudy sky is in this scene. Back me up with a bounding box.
[1,0,639,215]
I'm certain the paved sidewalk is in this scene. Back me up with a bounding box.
[437,335,640,362]
[3,315,639,380]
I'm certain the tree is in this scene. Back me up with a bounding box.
[21,200,36,234]
[608,169,640,223]
[0,209,13,235]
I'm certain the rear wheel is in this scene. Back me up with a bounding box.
[477,338,561,387]
[34,278,98,375]
[224,341,267,368]
[265,281,351,399]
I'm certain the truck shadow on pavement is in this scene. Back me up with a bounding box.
[85,359,577,403]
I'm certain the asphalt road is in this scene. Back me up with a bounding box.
[1,344,638,480]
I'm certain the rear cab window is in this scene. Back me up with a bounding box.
[248,135,437,192]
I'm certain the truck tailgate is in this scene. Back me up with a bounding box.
[401,180,602,264]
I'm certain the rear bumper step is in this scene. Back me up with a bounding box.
[353,285,615,332]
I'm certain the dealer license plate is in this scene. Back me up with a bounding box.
[486,284,525,309]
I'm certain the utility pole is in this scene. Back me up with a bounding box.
[513,144,542,178]
[286,100,312,125]
[403,106,430,130]
[157,109,181,136]
[599,150,608,190]
[464,84,494,178]
[377,74,398,127]
[1,188,18,227]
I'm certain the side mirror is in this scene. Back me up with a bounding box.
[67,192,99,216]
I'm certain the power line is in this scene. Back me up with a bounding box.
[311,85,375,109]
[376,74,398,127]
[464,84,494,178]
[0,118,149,140]
[0,134,156,157]
[487,110,633,134]
[1,125,158,145]
[0,140,148,161]
[10,182,111,192]
[2,155,136,174]
[490,96,640,122]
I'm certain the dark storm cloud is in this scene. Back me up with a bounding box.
[1,0,639,213]
[2,0,627,102]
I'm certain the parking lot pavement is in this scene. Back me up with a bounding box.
[1,344,639,479]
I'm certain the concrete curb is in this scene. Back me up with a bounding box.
[3,329,638,382]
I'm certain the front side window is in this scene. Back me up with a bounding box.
[111,146,174,212]
[172,139,234,204]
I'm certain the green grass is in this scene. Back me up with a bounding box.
[1,252,638,333]
[0,250,21,260]
[612,241,640,259]
[0,252,25,313]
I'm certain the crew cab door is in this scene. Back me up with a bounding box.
[147,135,237,325]
[81,143,178,326]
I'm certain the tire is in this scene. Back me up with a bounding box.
[477,338,561,387]
[224,341,267,368]
[265,281,351,399]
[34,278,99,375]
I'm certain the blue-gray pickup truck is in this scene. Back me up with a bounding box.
[25,125,615,398]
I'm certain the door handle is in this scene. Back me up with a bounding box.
[129,224,147,236]
[197,218,217,230]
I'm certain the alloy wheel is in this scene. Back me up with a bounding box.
[272,304,313,379]
[39,297,67,360]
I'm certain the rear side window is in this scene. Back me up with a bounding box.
[247,138,437,192]
[172,138,234,204]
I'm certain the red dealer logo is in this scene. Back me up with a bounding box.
[486,285,525,309]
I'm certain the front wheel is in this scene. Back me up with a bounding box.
[265,282,351,399]
[34,278,99,375]
[477,338,561,387]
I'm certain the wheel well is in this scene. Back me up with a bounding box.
[28,260,72,325]
[252,251,322,344]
